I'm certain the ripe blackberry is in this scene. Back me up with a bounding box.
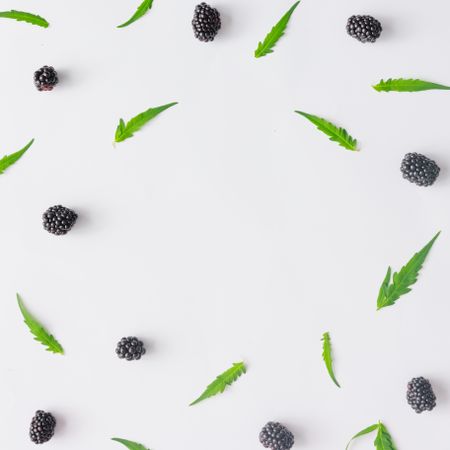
[401,153,440,186]
[42,205,78,235]
[259,422,294,450]
[29,410,56,444]
[407,377,436,413]
[115,336,146,361]
[346,15,382,43]
[192,3,221,42]
[34,66,58,91]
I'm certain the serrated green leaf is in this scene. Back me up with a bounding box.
[373,78,450,92]
[321,332,340,388]
[112,437,151,450]
[117,0,154,28]
[190,361,246,406]
[0,10,49,28]
[254,1,301,58]
[0,139,33,175]
[295,111,358,151]
[115,102,177,143]
[345,423,379,450]
[377,232,440,310]
[374,422,397,450]
[17,294,64,354]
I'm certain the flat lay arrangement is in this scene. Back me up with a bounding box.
[1,1,448,449]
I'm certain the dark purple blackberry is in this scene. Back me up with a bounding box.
[42,205,78,235]
[29,410,56,444]
[34,66,58,91]
[116,336,146,361]
[259,422,294,450]
[401,153,440,186]
[346,15,382,43]
[192,3,221,42]
[407,377,436,413]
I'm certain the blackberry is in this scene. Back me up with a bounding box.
[34,66,58,91]
[259,422,294,450]
[401,153,440,186]
[29,410,56,444]
[407,377,436,413]
[116,336,146,361]
[42,205,78,235]
[192,3,221,42]
[346,15,382,43]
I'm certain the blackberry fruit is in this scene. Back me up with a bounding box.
[116,336,146,361]
[192,3,221,42]
[259,422,294,450]
[42,205,78,235]
[29,410,56,444]
[407,377,436,413]
[401,153,440,187]
[346,15,382,43]
[34,66,58,91]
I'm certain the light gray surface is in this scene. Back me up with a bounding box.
[0,0,449,448]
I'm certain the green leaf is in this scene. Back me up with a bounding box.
[115,102,177,143]
[374,422,397,450]
[117,0,154,28]
[373,78,450,92]
[376,266,392,309]
[295,110,358,151]
[112,437,151,450]
[254,1,301,58]
[0,10,49,28]
[190,361,247,406]
[17,294,64,354]
[345,423,379,450]
[321,332,340,388]
[377,232,440,310]
[0,139,33,174]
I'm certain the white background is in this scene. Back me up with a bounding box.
[0,0,449,449]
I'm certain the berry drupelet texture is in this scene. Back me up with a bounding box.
[34,66,58,91]
[407,377,436,413]
[192,3,221,42]
[116,337,146,361]
[29,410,56,444]
[42,205,78,235]
[259,422,294,450]
[346,15,382,43]
[401,153,440,186]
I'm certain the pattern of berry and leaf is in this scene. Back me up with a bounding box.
[0,10,49,27]
[112,437,151,450]
[321,332,340,388]
[190,361,246,405]
[373,78,450,92]
[117,0,154,28]
[0,139,33,175]
[254,1,301,58]
[17,294,64,354]
[377,232,440,310]
[115,102,178,143]
[1,2,447,448]
[295,111,358,151]
[346,421,397,450]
